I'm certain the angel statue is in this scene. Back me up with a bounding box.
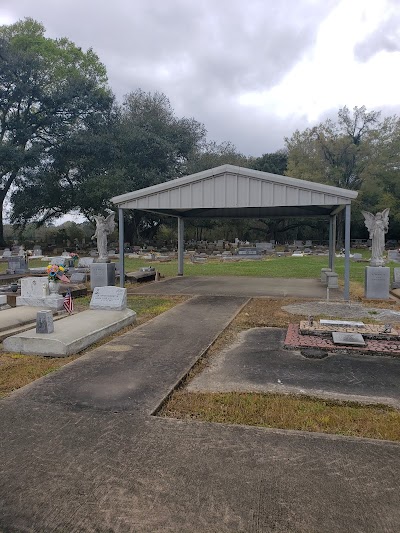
[362,209,390,267]
[92,211,115,261]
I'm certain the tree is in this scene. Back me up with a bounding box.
[250,149,288,175]
[0,18,112,245]
[285,106,383,189]
[285,106,400,240]
[112,90,208,243]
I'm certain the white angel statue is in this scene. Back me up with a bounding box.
[361,209,389,267]
[92,211,115,261]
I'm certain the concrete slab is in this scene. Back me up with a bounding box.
[0,306,56,333]
[131,275,341,298]
[3,308,136,356]
[188,327,400,408]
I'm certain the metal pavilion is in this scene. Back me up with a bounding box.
[111,165,358,300]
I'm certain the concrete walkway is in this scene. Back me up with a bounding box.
[0,296,399,532]
[130,275,342,298]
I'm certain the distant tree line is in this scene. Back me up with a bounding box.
[1,18,399,247]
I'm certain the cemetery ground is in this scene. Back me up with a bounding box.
[1,258,400,531]
[1,258,399,441]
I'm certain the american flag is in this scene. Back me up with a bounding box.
[63,289,74,314]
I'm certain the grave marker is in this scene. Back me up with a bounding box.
[90,286,127,310]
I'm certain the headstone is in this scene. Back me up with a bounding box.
[352,253,363,261]
[18,246,25,256]
[78,257,95,268]
[70,272,86,284]
[16,277,64,310]
[320,319,364,328]
[388,250,400,262]
[33,247,43,257]
[393,268,400,289]
[238,248,258,255]
[255,242,273,251]
[8,256,29,274]
[36,310,54,334]
[305,240,312,247]
[90,250,98,257]
[365,266,390,299]
[61,251,70,257]
[90,286,127,310]
[2,248,11,257]
[0,295,7,306]
[50,256,69,267]
[20,277,48,298]
[332,332,365,346]
[90,262,116,290]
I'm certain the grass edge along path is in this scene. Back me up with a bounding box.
[160,391,400,442]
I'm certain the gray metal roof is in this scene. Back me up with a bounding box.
[111,165,358,218]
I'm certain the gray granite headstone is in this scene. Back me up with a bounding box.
[392,268,400,289]
[388,250,400,262]
[90,262,115,289]
[7,256,29,274]
[90,286,127,310]
[36,310,54,334]
[2,248,11,257]
[365,266,390,299]
[70,272,86,283]
[332,332,365,346]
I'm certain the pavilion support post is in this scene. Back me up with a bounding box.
[344,204,351,301]
[329,215,337,272]
[118,208,125,288]
[178,216,184,276]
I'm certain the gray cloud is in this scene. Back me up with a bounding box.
[354,2,400,61]
[1,0,340,154]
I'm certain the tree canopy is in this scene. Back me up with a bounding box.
[0,18,113,244]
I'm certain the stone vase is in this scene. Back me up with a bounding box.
[48,280,59,297]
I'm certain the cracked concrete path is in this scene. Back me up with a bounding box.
[0,296,399,532]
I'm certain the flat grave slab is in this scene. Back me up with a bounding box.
[299,320,400,340]
[332,332,365,346]
[3,308,136,356]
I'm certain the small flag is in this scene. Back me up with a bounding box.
[63,289,74,314]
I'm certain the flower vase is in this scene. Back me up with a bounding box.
[48,280,59,297]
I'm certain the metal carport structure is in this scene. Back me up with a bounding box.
[111,164,358,300]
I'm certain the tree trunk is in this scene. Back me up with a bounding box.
[0,198,7,247]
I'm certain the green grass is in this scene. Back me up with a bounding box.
[1,251,393,286]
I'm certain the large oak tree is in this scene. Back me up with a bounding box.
[0,18,112,245]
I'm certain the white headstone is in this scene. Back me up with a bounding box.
[78,257,95,268]
[20,277,49,298]
[90,286,127,311]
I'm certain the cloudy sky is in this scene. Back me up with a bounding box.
[1,0,399,156]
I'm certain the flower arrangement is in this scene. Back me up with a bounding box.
[70,252,79,261]
[46,264,70,283]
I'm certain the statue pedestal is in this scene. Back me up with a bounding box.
[365,266,390,299]
[90,262,116,290]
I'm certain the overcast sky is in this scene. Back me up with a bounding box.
[1,0,399,157]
